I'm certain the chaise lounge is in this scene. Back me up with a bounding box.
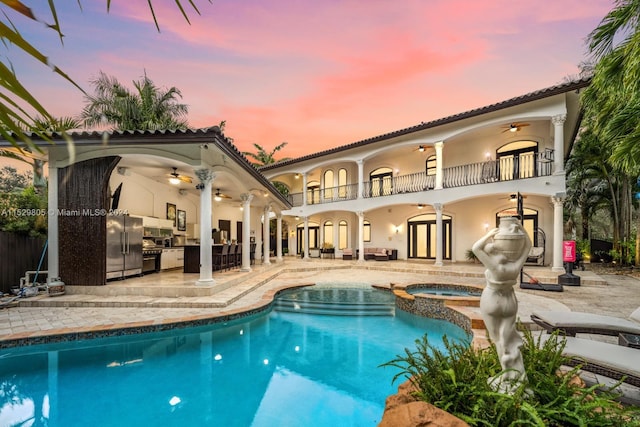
[531,308,640,337]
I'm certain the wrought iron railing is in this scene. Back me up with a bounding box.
[286,150,554,206]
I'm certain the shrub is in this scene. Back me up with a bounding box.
[382,329,640,426]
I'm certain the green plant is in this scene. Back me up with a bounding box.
[382,329,640,426]
[465,249,478,262]
[322,242,334,250]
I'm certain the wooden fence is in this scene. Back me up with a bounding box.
[0,231,47,293]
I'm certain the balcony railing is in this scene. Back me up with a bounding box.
[286,150,554,207]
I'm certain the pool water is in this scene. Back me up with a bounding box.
[0,289,469,427]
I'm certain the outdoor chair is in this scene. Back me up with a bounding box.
[214,244,229,271]
[531,308,640,337]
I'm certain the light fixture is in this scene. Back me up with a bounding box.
[263,191,268,197]
[510,193,517,202]
[294,173,300,179]
[509,124,518,133]
[169,177,180,185]
[418,145,425,152]
[485,152,491,160]
[417,204,424,209]
[214,192,222,202]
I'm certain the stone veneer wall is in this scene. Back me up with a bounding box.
[394,291,473,335]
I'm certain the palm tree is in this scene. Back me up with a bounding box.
[0,1,207,149]
[242,142,291,166]
[81,71,189,131]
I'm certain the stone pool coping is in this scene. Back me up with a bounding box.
[0,281,487,350]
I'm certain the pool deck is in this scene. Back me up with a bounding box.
[1,258,637,344]
[2,258,639,404]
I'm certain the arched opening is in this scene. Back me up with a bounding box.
[323,170,334,200]
[497,140,538,180]
[369,167,393,197]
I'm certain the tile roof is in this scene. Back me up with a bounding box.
[259,77,591,171]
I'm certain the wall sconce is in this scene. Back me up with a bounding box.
[484,223,490,232]
[418,145,425,152]
[417,204,424,209]
[485,152,491,160]
[294,173,300,179]
[394,225,402,234]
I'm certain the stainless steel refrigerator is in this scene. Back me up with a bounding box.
[106,215,143,279]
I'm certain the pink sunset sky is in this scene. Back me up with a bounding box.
[8,0,612,160]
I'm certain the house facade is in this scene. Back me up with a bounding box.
[260,78,589,271]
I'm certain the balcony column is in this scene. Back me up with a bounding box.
[552,114,566,174]
[434,203,444,266]
[552,195,565,272]
[276,213,283,262]
[357,159,364,199]
[195,169,216,286]
[263,203,271,265]
[240,193,253,272]
[302,173,308,206]
[303,216,310,260]
[434,141,444,190]
[47,159,64,288]
[357,211,365,263]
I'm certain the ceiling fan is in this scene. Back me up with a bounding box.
[214,189,232,201]
[167,167,192,185]
[413,145,428,152]
[501,122,530,133]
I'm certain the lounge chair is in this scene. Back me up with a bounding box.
[539,334,640,387]
[531,308,640,337]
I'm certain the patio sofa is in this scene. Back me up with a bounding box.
[355,248,398,261]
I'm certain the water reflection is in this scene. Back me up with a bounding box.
[0,308,468,427]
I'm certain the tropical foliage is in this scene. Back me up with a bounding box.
[383,329,640,426]
[0,1,209,149]
[242,142,291,166]
[567,0,640,264]
[0,167,46,237]
[81,71,189,131]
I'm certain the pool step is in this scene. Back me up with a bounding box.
[273,298,395,316]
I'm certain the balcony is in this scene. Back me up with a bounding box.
[286,150,553,207]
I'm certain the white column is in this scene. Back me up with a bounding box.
[240,193,253,272]
[196,169,215,285]
[552,114,566,174]
[357,159,364,199]
[276,213,283,262]
[552,195,565,272]
[357,211,365,263]
[303,216,310,260]
[302,173,308,206]
[434,203,444,267]
[47,161,64,287]
[435,141,444,190]
[263,204,271,265]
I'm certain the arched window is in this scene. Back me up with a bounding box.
[323,220,334,246]
[369,167,393,197]
[338,168,347,198]
[307,180,320,204]
[426,155,436,176]
[338,220,348,249]
[497,140,538,180]
[363,220,371,242]
[323,170,334,200]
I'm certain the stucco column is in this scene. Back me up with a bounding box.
[435,141,444,190]
[240,193,253,272]
[47,160,64,287]
[552,195,565,272]
[263,204,271,265]
[357,211,365,263]
[276,213,283,262]
[303,216,310,260]
[357,159,364,199]
[195,169,216,285]
[552,114,566,174]
[302,173,308,206]
[434,203,444,267]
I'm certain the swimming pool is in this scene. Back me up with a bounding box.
[0,287,469,427]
